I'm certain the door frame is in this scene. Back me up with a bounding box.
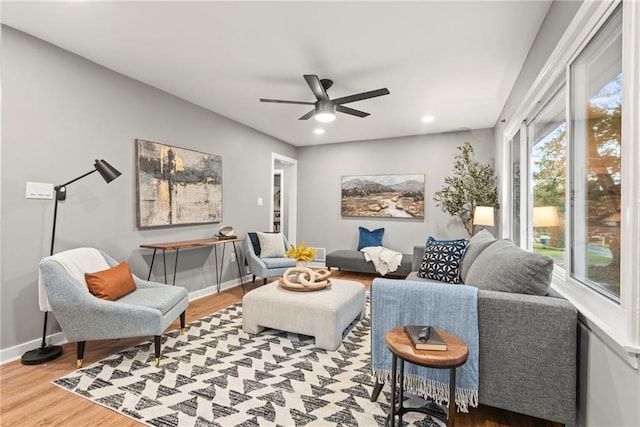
[270,153,297,245]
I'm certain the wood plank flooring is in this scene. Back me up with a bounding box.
[0,271,562,426]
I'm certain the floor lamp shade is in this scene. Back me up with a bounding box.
[95,159,121,183]
[22,158,121,366]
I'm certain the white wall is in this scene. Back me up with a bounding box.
[0,26,296,352]
[297,129,495,255]
[578,323,640,426]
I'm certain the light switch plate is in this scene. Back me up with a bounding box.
[26,182,54,199]
[257,197,263,206]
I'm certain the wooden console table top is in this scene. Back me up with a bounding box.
[140,237,244,251]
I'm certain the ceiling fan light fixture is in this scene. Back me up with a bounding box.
[314,103,336,123]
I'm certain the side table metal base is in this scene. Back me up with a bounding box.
[388,355,457,427]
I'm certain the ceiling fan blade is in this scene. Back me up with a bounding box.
[303,74,329,102]
[336,105,370,118]
[298,109,315,120]
[332,88,390,105]
[260,98,315,105]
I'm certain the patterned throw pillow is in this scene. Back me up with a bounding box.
[417,238,469,284]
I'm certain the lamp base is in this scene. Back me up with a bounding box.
[21,345,63,365]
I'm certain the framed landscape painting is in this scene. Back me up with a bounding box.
[136,139,222,228]
[341,174,425,218]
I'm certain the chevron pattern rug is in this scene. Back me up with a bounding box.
[53,301,441,426]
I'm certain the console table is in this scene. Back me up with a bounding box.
[140,237,245,293]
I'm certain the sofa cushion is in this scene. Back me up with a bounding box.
[465,239,554,295]
[460,229,497,282]
[261,257,296,269]
[257,232,286,258]
[117,286,186,315]
[357,226,384,250]
[85,262,137,301]
[417,238,469,284]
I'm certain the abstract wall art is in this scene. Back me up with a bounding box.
[341,174,425,219]
[136,139,222,228]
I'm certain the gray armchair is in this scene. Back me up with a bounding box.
[39,247,189,368]
[244,232,296,285]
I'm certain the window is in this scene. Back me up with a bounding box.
[501,0,639,359]
[570,6,622,301]
[509,131,521,247]
[528,86,566,268]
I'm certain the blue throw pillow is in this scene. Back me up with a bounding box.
[357,226,384,251]
[417,238,469,284]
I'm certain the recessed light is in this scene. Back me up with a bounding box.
[314,128,325,135]
[421,115,435,123]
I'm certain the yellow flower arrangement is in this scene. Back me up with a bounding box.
[285,241,317,263]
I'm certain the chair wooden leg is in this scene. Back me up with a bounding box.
[154,335,161,367]
[371,380,384,401]
[180,311,186,334]
[76,341,86,368]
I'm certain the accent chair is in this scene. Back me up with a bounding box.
[39,247,189,368]
[244,232,296,286]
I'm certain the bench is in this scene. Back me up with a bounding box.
[326,249,412,277]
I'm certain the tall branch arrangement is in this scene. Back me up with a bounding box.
[434,142,499,236]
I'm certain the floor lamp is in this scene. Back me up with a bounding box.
[21,159,121,365]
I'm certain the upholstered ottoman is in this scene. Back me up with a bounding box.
[242,279,366,350]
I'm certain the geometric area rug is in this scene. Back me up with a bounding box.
[53,301,440,426]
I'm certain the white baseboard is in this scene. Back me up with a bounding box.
[0,274,253,365]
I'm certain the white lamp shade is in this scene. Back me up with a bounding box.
[533,206,559,227]
[473,206,495,226]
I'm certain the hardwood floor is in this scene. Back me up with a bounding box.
[0,271,561,426]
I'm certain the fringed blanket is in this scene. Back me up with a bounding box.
[361,246,403,275]
[371,278,479,412]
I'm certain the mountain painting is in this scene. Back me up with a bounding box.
[136,139,222,228]
[341,174,425,218]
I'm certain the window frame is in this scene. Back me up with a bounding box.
[501,0,640,367]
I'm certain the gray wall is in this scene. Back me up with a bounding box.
[0,26,296,349]
[297,129,495,255]
[493,1,640,425]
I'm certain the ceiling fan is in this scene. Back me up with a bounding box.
[260,74,390,122]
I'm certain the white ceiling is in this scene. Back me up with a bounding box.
[1,1,551,147]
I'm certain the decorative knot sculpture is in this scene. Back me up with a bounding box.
[281,267,332,291]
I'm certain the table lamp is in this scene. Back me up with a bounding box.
[533,206,559,227]
[473,206,495,233]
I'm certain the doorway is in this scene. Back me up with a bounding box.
[273,169,283,232]
[271,153,297,245]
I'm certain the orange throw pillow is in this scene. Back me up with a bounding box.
[85,262,137,301]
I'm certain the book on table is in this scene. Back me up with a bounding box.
[404,325,448,351]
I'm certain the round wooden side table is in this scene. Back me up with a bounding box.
[385,326,469,427]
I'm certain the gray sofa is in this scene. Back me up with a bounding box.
[326,249,412,276]
[370,230,577,425]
